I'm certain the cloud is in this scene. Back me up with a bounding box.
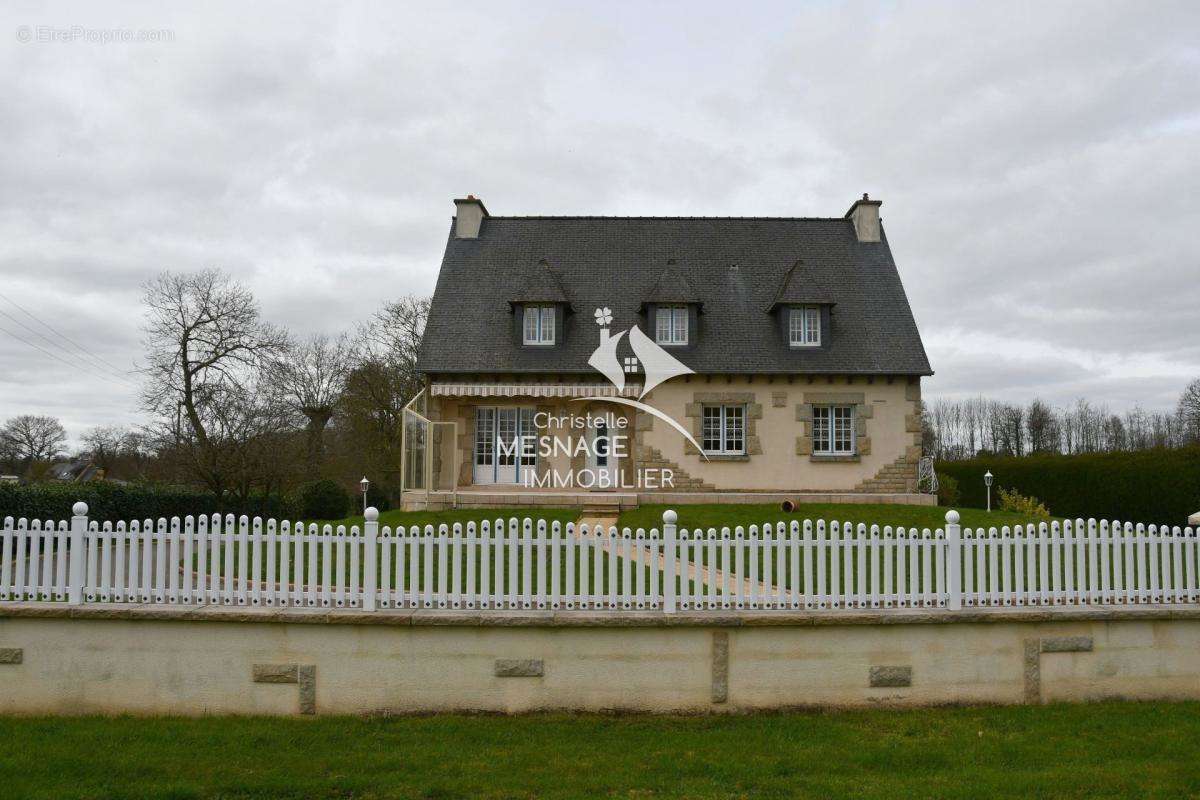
[1,0,1198,445]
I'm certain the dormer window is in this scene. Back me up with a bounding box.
[522,305,556,345]
[655,305,688,346]
[789,306,821,347]
[767,261,834,351]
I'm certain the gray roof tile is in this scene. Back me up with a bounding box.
[765,259,836,310]
[508,258,573,307]
[643,260,701,307]
[418,216,932,376]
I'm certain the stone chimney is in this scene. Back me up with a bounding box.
[844,193,882,242]
[453,195,489,238]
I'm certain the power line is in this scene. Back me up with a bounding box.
[0,290,137,378]
[0,323,139,391]
[0,322,139,390]
[0,303,137,386]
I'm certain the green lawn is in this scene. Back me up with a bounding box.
[316,507,580,531]
[187,507,633,600]
[620,502,1047,533]
[282,504,1043,602]
[117,503,1078,601]
[2,704,1197,799]
[323,502,1045,534]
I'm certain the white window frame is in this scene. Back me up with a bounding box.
[812,405,855,455]
[655,305,688,346]
[474,406,537,484]
[522,305,555,345]
[789,306,821,347]
[701,405,746,456]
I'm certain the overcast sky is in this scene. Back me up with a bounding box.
[2,1,1198,446]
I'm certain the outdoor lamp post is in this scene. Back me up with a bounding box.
[984,470,994,513]
[360,476,370,514]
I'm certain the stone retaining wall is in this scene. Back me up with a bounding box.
[1,604,1197,715]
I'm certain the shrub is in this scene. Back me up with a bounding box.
[936,447,1200,524]
[935,472,960,507]
[292,479,351,521]
[997,487,1051,520]
[0,481,289,524]
[367,481,399,513]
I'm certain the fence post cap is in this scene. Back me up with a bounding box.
[944,509,960,525]
[662,509,677,525]
[72,501,88,516]
[365,506,379,522]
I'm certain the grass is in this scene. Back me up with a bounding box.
[620,502,1047,533]
[187,506,628,594]
[318,503,1041,534]
[103,503,1091,601]
[313,507,580,531]
[275,504,1048,600]
[1,704,1197,799]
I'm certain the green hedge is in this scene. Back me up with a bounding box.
[936,447,1200,525]
[0,482,292,524]
[293,479,351,521]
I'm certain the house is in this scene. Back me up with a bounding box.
[46,459,103,483]
[406,194,933,510]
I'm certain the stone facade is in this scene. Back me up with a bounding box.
[635,375,923,493]
[682,391,763,458]
[424,374,923,495]
[854,455,919,494]
[793,390,871,460]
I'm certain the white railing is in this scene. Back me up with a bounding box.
[1,504,1197,612]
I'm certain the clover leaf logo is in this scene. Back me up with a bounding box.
[593,307,613,326]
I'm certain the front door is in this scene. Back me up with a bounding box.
[474,407,536,485]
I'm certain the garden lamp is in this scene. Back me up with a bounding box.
[360,476,370,514]
[984,470,993,513]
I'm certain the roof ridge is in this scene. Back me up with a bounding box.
[484,215,850,221]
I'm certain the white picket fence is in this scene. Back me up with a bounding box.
[1,503,1197,612]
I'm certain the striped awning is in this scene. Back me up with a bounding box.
[430,382,643,399]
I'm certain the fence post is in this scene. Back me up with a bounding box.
[363,507,379,611]
[945,509,962,611]
[663,509,677,613]
[68,501,88,606]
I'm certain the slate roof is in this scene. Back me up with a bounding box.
[418,215,932,376]
[508,258,573,308]
[765,260,836,310]
[642,260,701,308]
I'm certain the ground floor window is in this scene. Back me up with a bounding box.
[701,405,745,455]
[813,405,855,455]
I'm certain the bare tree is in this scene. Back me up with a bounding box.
[1026,399,1057,453]
[334,296,430,493]
[81,425,152,480]
[924,388,1197,462]
[81,425,126,473]
[268,333,351,471]
[346,295,430,424]
[1179,378,1200,445]
[140,269,288,496]
[0,415,67,467]
[356,296,430,382]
